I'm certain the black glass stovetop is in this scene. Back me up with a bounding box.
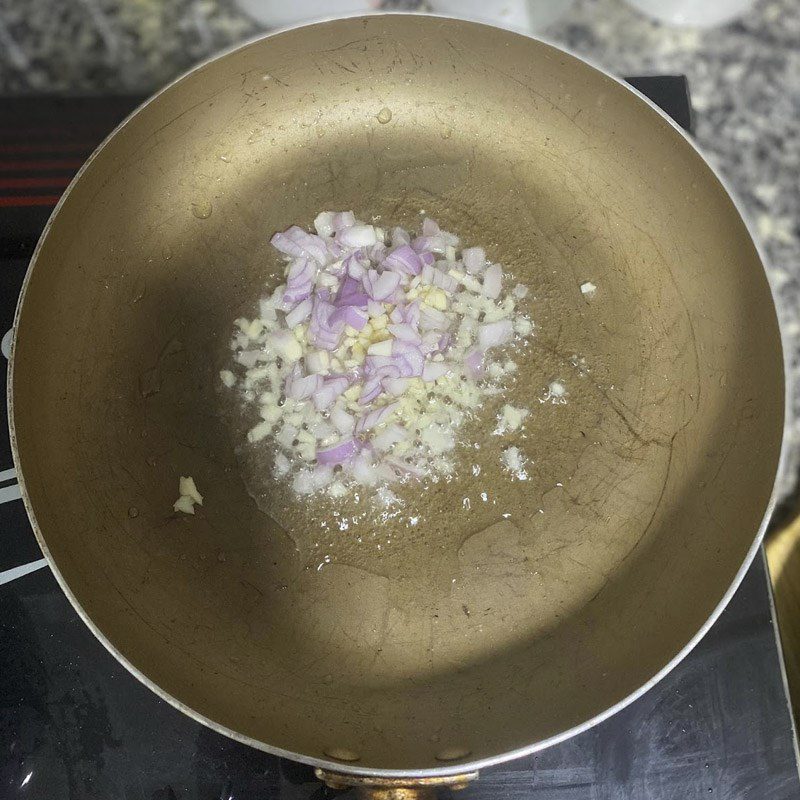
[1,78,799,800]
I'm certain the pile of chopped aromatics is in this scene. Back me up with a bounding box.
[220,212,532,498]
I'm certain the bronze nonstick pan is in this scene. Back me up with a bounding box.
[9,12,784,788]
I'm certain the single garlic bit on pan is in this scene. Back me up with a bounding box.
[223,212,534,497]
[174,476,203,515]
[501,446,529,480]
[495,404,530,435]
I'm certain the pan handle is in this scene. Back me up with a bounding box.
[315,769,478,800]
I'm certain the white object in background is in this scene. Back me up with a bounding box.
[0,465,45,587]
[1,328,12,359]
[428,0,576,34]
[624,0,755,27]
[234,0,373,28]
[0,559,48,587]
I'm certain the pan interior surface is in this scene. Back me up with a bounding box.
[11,15,783,773]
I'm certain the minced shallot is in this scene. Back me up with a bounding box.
[222,213,532,497]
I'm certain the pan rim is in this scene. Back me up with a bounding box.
[7,11,789,779]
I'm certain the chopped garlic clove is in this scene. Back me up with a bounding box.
[246,319,264,339]
[501,446,528,480]
[173,495,196,515]
[248,420,273,443]
[327,481,348,499]
[273,336,303,363]
[179,476,203,505]
[514,317,532,336]
[496,404,529,434]
[259,404,282,425]
[424,288,449,310]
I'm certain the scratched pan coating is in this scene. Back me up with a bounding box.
[9,15,783,776]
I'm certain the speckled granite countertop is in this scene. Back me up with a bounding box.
[1,0,798,496]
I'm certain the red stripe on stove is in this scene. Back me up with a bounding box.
[0,176,71,189]
[0,195,61,207]
[0,158,84,171]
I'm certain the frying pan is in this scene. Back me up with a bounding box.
[9,12,784,787]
